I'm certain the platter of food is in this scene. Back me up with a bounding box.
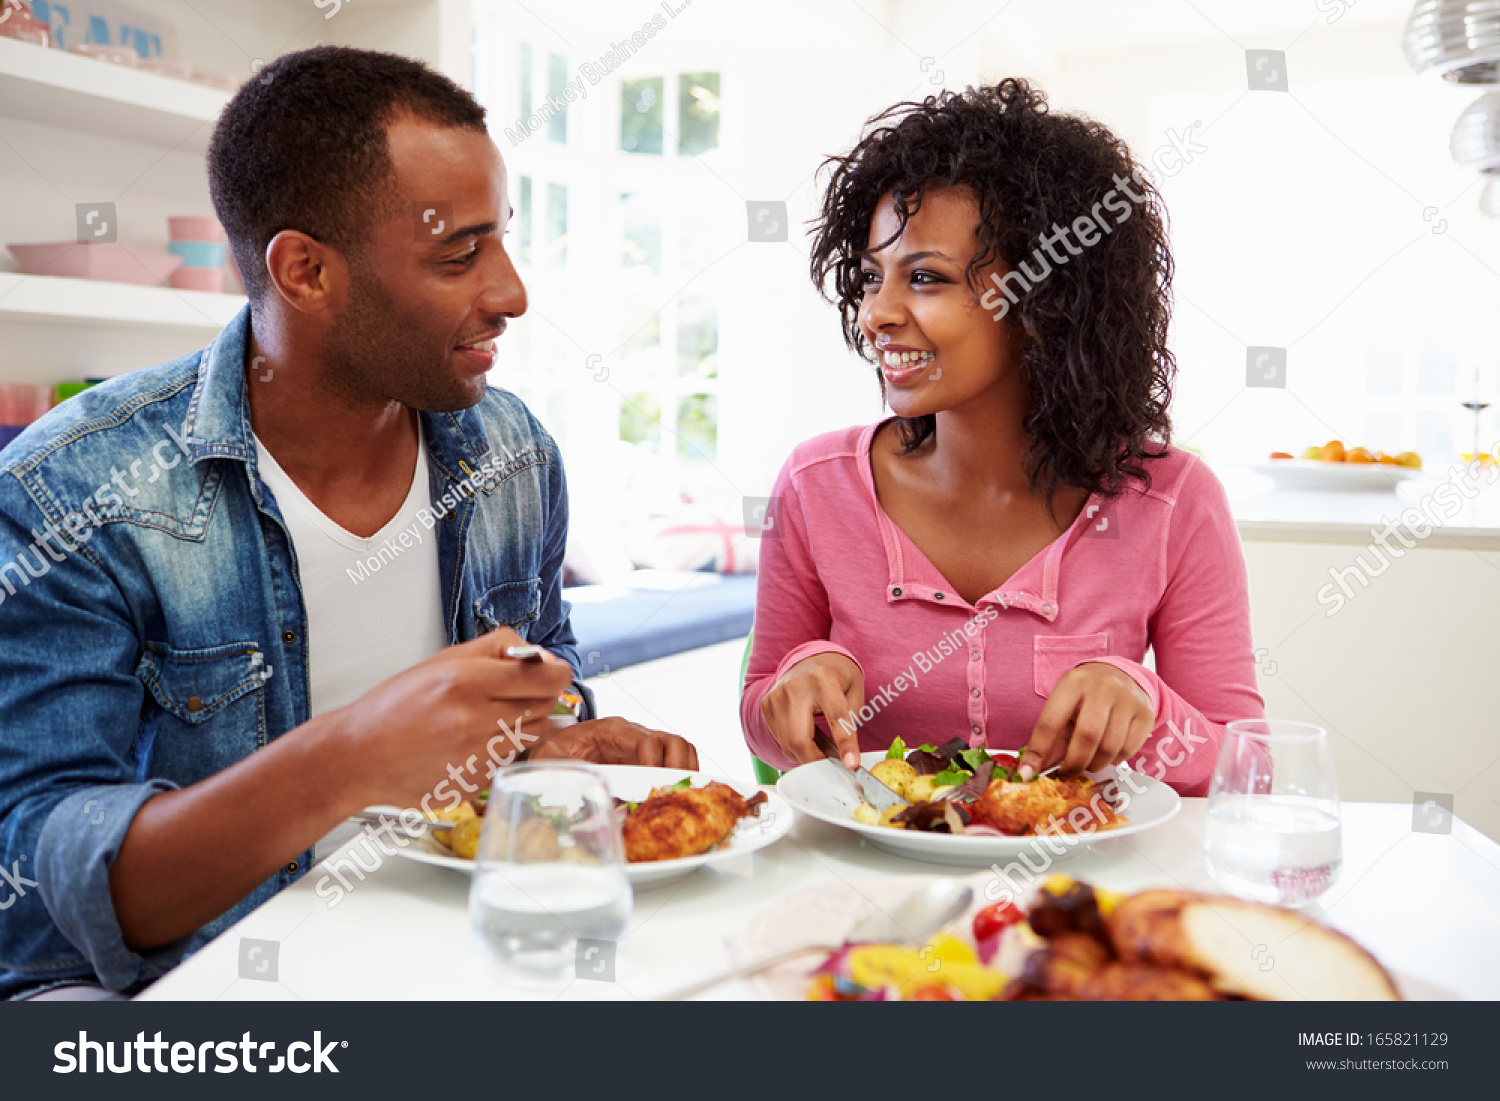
[730,873,1418,1001]
[388,765,793,888]
[775,738,1180,866]
[1252,443,1423,493]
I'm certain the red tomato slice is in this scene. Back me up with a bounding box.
[972,900,1024,943]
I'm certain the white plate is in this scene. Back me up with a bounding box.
[776,752,1180,867]
[388,765,793,889]
[728,874,1456,1001]
[1248,460,1421,493]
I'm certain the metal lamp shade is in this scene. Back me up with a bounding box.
[1405,0,1500,83]
[1481,175,1500,217]
[1452,92,1500,168]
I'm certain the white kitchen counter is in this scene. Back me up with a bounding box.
[1219,467,1500,548]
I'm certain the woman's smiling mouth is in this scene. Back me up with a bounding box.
[879,346,936,385]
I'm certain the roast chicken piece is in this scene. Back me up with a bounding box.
[968,777,1121,836]
[1078,962,1221,1001]
[622,782,766,863]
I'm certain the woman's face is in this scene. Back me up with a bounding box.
[857,186,1023,421]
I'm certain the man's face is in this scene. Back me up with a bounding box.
[325,115,525,412]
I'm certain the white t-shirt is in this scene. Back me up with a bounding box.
[253,424,450,718]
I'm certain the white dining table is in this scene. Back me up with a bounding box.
[137,798,1500,1001]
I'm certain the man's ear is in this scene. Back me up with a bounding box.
[264,230,347,314]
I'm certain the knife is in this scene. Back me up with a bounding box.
[811,728,906,812]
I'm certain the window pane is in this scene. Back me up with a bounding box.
[518,176,532,265]
[678,72,720,155]
[620,313,662,377]
[547,53,568,143]
[620,393,662,451]
[621,77,664,155]
[677,296,717,379]
[546,182,568,265]
[519,44,533,121]
[676,394,717,461]
[620,192,661,273]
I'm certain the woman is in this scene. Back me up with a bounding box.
[740,80,1262,795]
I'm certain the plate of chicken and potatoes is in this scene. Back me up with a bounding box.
[388,766,794,888]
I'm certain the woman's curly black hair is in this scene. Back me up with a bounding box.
[809,78,1175,498]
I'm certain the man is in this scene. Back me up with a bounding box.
[0,46,696,999]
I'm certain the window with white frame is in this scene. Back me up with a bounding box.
[474,29,726,492]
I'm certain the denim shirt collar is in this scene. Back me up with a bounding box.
[180,304,494,483]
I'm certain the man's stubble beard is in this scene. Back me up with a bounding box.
[323,259,482,414]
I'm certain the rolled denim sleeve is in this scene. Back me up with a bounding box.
[0,487,183,994]
[36,783,192,991]
[530,427,595,721]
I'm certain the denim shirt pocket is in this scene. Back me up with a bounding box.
[1033,633,1110,698]
[474,578,542,636]
[135,641,269,754]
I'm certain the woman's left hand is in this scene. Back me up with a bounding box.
[1018,662,1155,778]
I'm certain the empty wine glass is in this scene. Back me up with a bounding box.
[469,762,632,980]
[1203,720,1341,907]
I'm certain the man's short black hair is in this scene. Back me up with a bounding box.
[208,46,488,302]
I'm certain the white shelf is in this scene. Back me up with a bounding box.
[0,36,229,152]
[0,271,244,331]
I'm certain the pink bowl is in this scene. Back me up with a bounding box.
[168,266,225,293]
[7,242,182,285]
[168,216,227,244]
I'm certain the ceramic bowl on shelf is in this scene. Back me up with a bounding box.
[169,266,225,293]
[167,216,227,244]
[7,242,182,285]
[167,240,226,268]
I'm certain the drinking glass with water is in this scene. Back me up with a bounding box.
[1203,720,1341,907]
[469,762,632,979]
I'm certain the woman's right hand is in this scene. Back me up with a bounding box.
[759,652,865,768]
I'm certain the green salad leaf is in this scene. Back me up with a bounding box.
[670,776,693,791]
[885,736,907,760]
[956,745,992,772]
[916,743,938,753]
[933,766,972,787]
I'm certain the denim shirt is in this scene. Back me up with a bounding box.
[0,306,592,998]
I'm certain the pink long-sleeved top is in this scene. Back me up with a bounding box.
[740,421,1265,796]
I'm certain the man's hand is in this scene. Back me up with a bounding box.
[1020,662,1154,778]
[329,627,574,808]
[529,716,699,769]
[759,652,864,768]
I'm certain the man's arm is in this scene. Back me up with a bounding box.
[0,490,572,978]
[527,426,595,720]
[108,634,569,950]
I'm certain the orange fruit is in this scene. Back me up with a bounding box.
[1320,440,1346,463]
[1346,447,1374,463]
[1269,451,1293,460]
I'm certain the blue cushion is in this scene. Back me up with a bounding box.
[566,574,756,676]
